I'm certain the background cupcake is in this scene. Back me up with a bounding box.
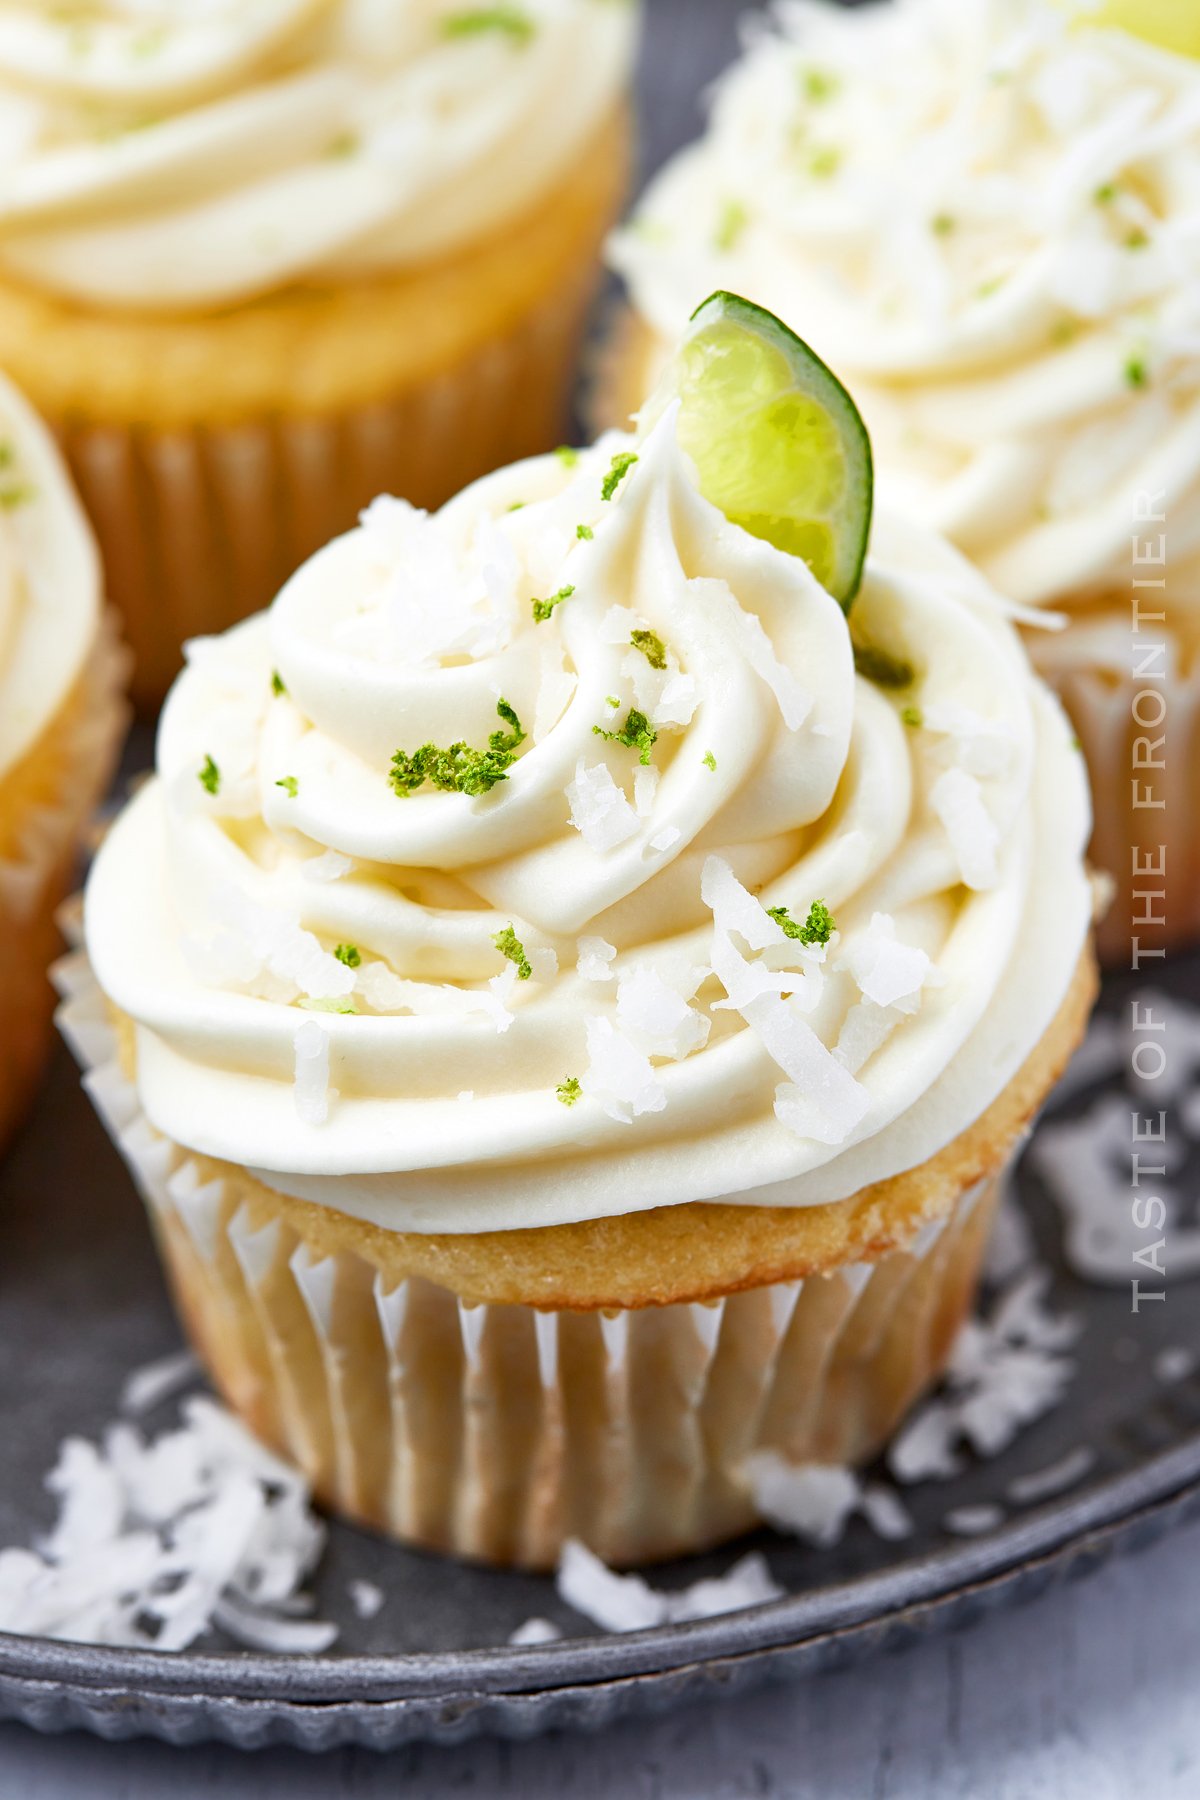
[67,300,1096,1567]
[0,371,127,1156]
[0,0,638,707]
[607,0,1200,961]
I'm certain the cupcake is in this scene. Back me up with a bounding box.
[0,0,638,709]
[67,297,1095,1568]
[607,0,1200,962]
[0,372,127,1155]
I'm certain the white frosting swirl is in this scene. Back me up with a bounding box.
[85,413,1092,1233]
[610,0,1200,618]
[0,0,635,311]
[0,371,101,780]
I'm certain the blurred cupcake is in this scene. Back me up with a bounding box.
[607,0,1200,960]
[0,0,638,708]
[68,304,1094,1568]
[0,372,127,1156]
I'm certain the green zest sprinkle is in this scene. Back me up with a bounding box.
[334,944,361,968]
[556,1076,582,1107]
[441,7,534,45]
[275,776,299,798]
[975,274,1006,299]
[299,997,357,1015]
[931,212,955,236]
[271,669,287,696]
[593,707,657,766]
[198,755,220,796]
[801,66,839,103]
[324,130,358,159]
[576,523,594,540]
[555,444,579,467]
[630,628,667,670]
[531,584,575,623]
[853,642,916,689]
[389,697,525,797]
[1125,226,1149,250]
[714,197,749,252]
[702,750,717,772]
[492,923,532,980]
[900,704,923,728]
[601,451,638,501]
[1124,353,1149,388]
[1094,182,1118,204]
[605,694,620,709]
[768,899,836,946]
[1071,733,1084,751]
[806,144,841,178]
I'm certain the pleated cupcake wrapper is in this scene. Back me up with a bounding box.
[0,613,128,1152]
[56,262,601,714]
[1035,644,1200,963]
[58,945,1004,1568]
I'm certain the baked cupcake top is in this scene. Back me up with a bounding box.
[610,0,1200,613]
[86,369,1092,1234]
[0,370,100,780]
[0,0,636,312]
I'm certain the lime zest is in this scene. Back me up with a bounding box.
[630,628,668,670]
[441,7,535,46]
[531,584,575,623]
[389,698,525,797]
[198,755,220,796]
[601,451,638,501]
[556,1076,582,1106]
[275,775,299,798]
[593,707,657,765]
[493,923,532,980]
[334,944,361,968]
[768,900,836,946]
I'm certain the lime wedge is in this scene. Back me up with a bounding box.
[1080,0,1200,57]
[656,291,873,607]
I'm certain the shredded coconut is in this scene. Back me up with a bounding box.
[929,768,1000,890]
[293,1019,334,1125]
[301,850,353,884]
[1006,1446,1095,1506]
[0,1398,333,1653]
[838,912,938,1011]
[567,761,641,852]
[616,968,709,1061]
[943,1503,1006,1538]
[509,1615,563,1646]
[889,1269,1079,1483]
[557,1539,781,1633]
[576,936,617,983]
[580,1016,666,1123]
[347,1579,384,1621]
[119,1350,202,1420]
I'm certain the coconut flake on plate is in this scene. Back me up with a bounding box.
[943,1503,1007,1538]
[744,1457,862,1548]
[556,1540,781,1633]
[347,1579,385,1621]
[0,1398,333,1654]
[567,761,641,852]
[293,1019,335,1125]
[929,768,1000,890]
[119,1350,202,1420]
[889,1269,1078,1483]
[509,1615,563,1646]
[580,1016,666,1123]
[1006,1446,1095,1506]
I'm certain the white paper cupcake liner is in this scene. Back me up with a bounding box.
[0,612,128,1150]
[57,943,1005,1569]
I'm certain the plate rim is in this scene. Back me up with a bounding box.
[3,1432,1199,1708]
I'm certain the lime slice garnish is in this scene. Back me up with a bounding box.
[1080,0,1200,57]
[655,291,873,607]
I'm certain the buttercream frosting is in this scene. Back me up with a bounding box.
[609,0,1200,617]
[0,370,101,779]
[85,408,1092,1234]
[0,0,636,311]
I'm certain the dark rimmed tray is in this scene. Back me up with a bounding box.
[2,948,1199,1752]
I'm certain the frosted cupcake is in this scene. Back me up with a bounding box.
[69,299,1095,1567]
[0,0,638,708]
[0,373,127,1155]
[608,0,1200,961]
